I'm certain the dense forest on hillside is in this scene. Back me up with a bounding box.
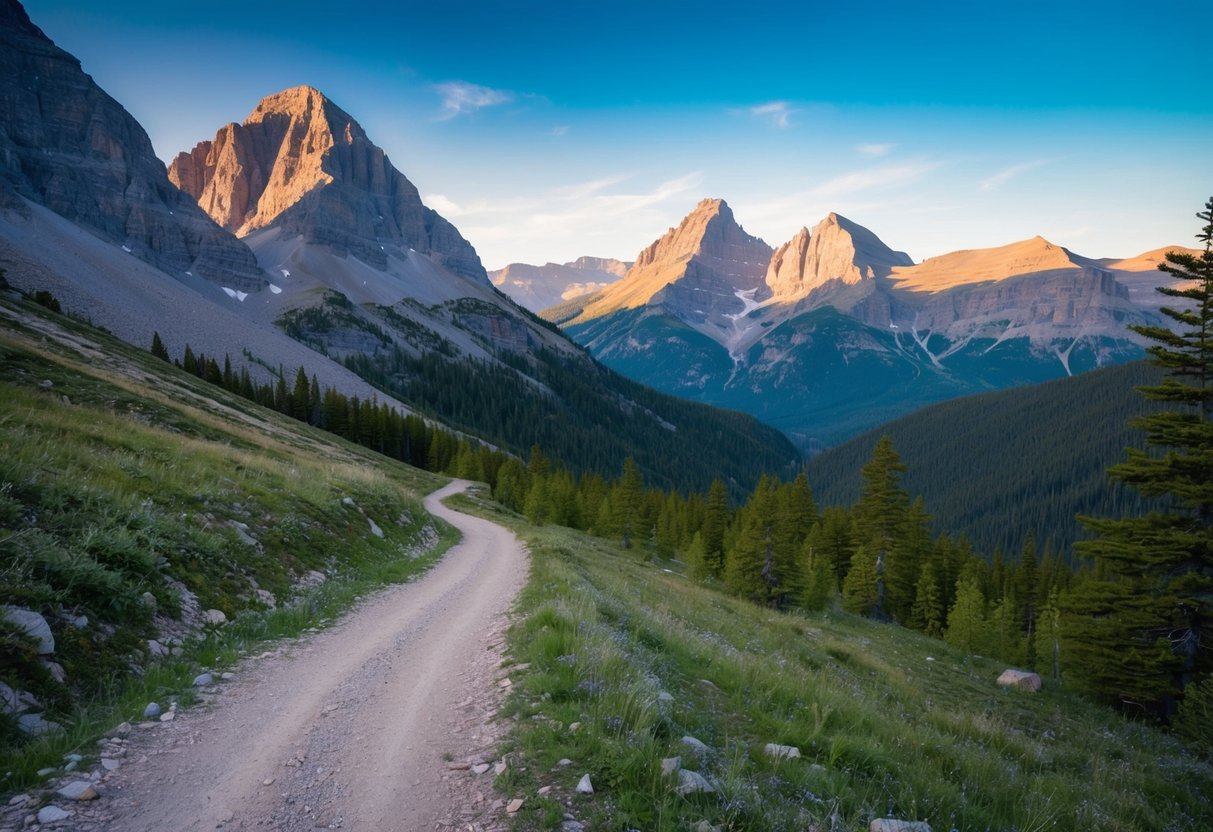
[805,361,1164,557]
[343,343,800,497]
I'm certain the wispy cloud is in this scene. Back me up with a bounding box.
[432,172,704,267]
[748,101,795,128]
[551,125,570,137]
[856,142,895,157]
[811,161,940,199]
[432,80,513,120]
[979,160,1049,192]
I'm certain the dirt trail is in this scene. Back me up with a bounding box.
[48,480,526,832]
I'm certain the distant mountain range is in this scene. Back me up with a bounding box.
[0,0,798,491]
[543,198,1193,451]
[489,257,629,312]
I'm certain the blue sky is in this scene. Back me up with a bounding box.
[23,0,1212,269]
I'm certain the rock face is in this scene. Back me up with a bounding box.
[490,256,630,312]
[765,213,912,301]
[0,0,264,289]
[565,198,772,333]
[169,85,487,283]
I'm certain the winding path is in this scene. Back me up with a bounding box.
[63,481,526,832]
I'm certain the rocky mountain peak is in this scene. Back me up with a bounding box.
[169,86,487,283]
[765,213,912,300]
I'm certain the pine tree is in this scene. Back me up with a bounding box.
[150,331,170,362]
[615,457,644,549]
[1070,197,1213,714]
[853,436,910,620]
[808,507,855,591]
[800,540,836,612]
[945,575,987,654]
[701,480,729,577]
[910,559,946,638]
[842,546,880,616]
[1034,588,1063,682]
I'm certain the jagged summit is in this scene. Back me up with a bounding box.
[567,198,772,327]
[0,0,265,288]
[765,213,912,300]
[169,86,487,282]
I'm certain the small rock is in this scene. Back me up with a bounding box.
[67,615,88,629]
[37,806,72,823]
[447,762,471,771]
[368,518,384,538]
[202,609,227,626]
[139,592,157,611]
[472,763,490,774]
[676,769,715,795]
[575,774,593,794]
[147,639,168,657]
[657,691,674,702]
[193,673,214,687]
[869,821,932,832]
[567,721,581,732]
[341,497,356,508]
[499,678,512,688]
[2,607,55,654]
[693,822,721,832]
[561,822,585,832]
[18,713,62,736]
[554,758,573,768]
[221,672,235,681]
[41,660,66,683]
[996,669,1042,692]
[7,794,30,807]
[537,785,552,796]
[494,760,507,776]
[143,702,161,719]
[764,742,801,760]
[38,379,54,389]
[262,778,275,786]
[681,735,710,755]
[254,589,277,609]
[100,757,121,772]
[660,756,681,776]
[505,797,524,814]
[63,760,77,772]
[56,781,98,801]
[160,711,175,722]
[37,768,58,777]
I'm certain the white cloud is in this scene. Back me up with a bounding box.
[811,161,940,199]
[748,101,794,128]
[432,81,513,120]
[551,125,570,137]
[856,142,895,157]
[453,172,704,267]
[979,160,1049,192]
[424,193,463,216]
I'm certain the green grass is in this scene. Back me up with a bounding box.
[447,492,1213,832]
[0,297,454,792]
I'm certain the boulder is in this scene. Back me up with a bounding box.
[997,669,1042,692]
[202,609,227,626]
[575,773,593,794]
[2,607,54,653]
[764,743,801,760]
[870,820,932,832]
[37,806,72,823]
[676,769,715,796]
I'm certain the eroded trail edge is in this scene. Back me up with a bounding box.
[56,480,526,832]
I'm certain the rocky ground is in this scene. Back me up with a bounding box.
[1,482,527,832]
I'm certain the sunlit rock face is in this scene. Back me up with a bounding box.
[0,0,264,289]
[169,85,487,283]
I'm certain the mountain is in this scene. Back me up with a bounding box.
[547,198,1193,451]
[168,85,485,283]
[0,0,799,495]
[489,256,629,312]
[805,360,1164,558]
[0,0,264,290]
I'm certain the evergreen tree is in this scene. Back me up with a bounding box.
[842,546,880,616]
[1034,588,1063,682]
[182,344,197,375]
[701,480,729,577]
[615,457,644,549]
[910,559,946,638]
[853,436,910,620]
[988,594,1026,666]
[150,331,170,362]
[684,532,710,581]
[1070,197,1213,714]
[800,540,836,612]
[945,575,987,654]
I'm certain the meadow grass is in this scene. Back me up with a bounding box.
[0,302,454,792]
[447,492,1213,832]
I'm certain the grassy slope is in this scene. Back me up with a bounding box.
[0,294,454,790]
[450,492,1213,832]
